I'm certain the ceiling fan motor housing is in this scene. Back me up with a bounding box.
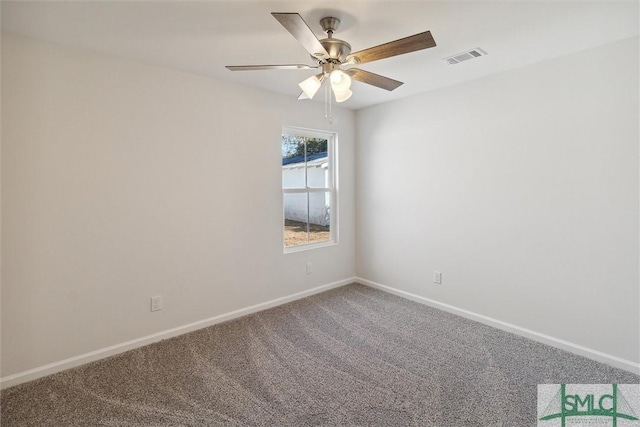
[316,17,351,63]
[319,38,351,63]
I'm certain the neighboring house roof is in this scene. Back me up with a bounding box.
[282,152,327,166]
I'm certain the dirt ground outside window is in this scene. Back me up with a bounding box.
[284,219,330,247]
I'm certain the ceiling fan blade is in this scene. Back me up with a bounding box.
[272,13,329,58]
[226,64,317,71]
[347,68,403,91]
[346,31,436,65]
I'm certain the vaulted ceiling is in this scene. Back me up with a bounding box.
[2,1,638,110]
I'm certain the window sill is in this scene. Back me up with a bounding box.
[283,240,338,254]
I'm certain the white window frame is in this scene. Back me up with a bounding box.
[282,126,338,253]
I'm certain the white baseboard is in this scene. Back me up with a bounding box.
[0,277,357,390]
[356,277,640,375]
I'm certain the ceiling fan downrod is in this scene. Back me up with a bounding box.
[319,16,340,38]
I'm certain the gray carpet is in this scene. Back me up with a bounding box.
[1,283,638,426]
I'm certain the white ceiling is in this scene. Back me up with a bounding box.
[2,1,638,110]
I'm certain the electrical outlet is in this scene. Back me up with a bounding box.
[434,271,442,284]
[151,295,163,312]
[306,261,312,275]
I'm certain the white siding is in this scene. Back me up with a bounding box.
[282,158,330,226]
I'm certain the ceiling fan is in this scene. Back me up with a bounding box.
[226,13,436,103]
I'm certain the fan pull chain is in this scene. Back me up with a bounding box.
[324,81,333,124]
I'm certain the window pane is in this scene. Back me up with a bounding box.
[282,135,329,189]
[282,135,305,189]
[308,191,331,243]
[282,161,306,189]
[284,192,309,247]
[304,137,329,189]
[305,151,329,189]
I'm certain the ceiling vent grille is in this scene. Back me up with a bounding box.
[444,48,487,65]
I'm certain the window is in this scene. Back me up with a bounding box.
[282,126,337,251]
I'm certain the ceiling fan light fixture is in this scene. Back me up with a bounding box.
[333,88,352,103]
[329,69,351,93]
[298,74,323,99]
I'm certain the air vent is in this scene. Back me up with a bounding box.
[444,48,487,65]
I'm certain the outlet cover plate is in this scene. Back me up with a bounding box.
[151,295,163,312]
[434,271,442,284]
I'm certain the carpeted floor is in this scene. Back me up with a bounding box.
[1,283,638,426]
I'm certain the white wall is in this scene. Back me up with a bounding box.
[3,32,638,382]
[1,35,355,378]
[356,37,639,364]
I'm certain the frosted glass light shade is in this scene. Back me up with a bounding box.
[333,88,352,103]
[298,75,323,100]
[330,70,351,93]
